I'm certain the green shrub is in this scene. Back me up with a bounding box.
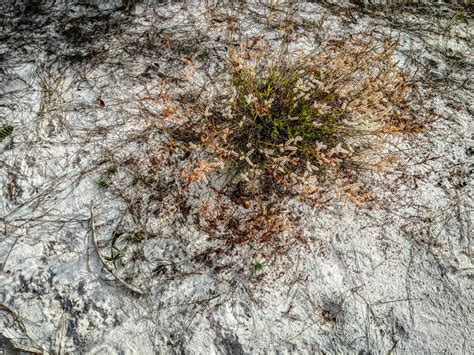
[199,37,427,202]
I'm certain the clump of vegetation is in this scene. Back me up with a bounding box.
[98,33,435,286]
[201,36,428,202]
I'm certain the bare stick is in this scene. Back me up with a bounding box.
[90,205,145,296]
[0,303,46,354]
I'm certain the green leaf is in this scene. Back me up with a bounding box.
[0,125,13,142]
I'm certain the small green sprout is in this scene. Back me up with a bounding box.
[251,261,267,277]
[0,125,14,142]
[96,179,110,188]
[97,165,118,189]
[105,246,125,269]
[106,166,118,176]
[123,233,144,244]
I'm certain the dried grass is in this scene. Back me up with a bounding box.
[188,35,432,206]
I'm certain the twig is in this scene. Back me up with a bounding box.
[0,303,45,354]
[89,205,145,296]
[0,229,20,273]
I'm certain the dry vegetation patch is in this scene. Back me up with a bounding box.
[58,3,441,292]
[187,35,431,206]
[126,32,437,277]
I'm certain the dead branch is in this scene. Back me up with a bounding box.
[89,205,145,296]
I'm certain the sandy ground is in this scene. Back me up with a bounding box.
[0,1,472,353]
